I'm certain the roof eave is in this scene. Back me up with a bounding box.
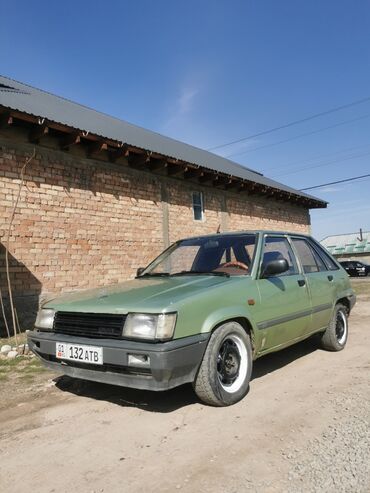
[0,105,327,209]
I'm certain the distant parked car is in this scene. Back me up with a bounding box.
[339,261,370,277]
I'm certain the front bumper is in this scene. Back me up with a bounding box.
[28,331,209,391]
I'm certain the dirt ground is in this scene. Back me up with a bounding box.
[0,281,369,493]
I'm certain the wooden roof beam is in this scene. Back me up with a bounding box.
[236,182,247,193]
[29,124,49,143]
[88,141,108,157]
[184,168,204,180]
[0,112,13,129]
[247,183,264,195]
[61,132,81,149]
[214,176,232,188]
[128,152,151,169]
[199,172,214,184]
[167,163,188,177]
[147,158,168,172]
[109,144,129,163]
[225,180,239,190]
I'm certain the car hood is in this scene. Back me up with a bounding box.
[45,276,230,313]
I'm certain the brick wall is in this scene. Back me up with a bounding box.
[0,137,310,333]
[167,182,310,242]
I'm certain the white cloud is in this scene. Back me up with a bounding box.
[178,88,198,116]
[162,85,199,134]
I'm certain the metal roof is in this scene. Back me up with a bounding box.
[321,231,370,255]
[0,75,326,207]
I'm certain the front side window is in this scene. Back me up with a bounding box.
[261,236,298,276]
[140,234,257,277]
[192,191,204,221]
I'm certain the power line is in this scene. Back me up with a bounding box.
[272,149,370,178]
[207,96,370,152]
[262,142,370,173]
[224,113,370,158]
[300,173,370,191]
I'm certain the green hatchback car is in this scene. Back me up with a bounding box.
[28,231,356,406]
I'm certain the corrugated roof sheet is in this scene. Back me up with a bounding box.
[321,231,370,255]
[0,75,326,206]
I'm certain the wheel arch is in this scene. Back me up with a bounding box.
[210,316,257,356]
[336,296,351,314]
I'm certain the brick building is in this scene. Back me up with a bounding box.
[0,76,326,333]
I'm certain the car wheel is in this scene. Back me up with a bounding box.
[193,321,252,406]
[320,303,348,351]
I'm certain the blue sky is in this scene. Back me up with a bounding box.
[2,0,370,240]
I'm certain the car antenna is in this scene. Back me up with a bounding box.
[216,224,221,234]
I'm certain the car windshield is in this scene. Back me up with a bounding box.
[139,234,257,277]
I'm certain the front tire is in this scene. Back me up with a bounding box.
[193,322,252,406]
[320,303,348,351]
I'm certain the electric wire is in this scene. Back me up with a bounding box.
[262,142,370,173]
[207,96,370,151]
[272,149,370,178]
[224,113,370,159]
[300,173,370,191]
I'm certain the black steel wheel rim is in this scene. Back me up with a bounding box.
[217,338,241,386]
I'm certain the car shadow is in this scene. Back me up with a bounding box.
[252,336,319,380]
[54,337,320,413]
[55,376,198,413]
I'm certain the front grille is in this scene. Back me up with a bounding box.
[54,311,127,339]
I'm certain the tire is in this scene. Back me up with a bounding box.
[320,303,349,351]
[193,321,253,406]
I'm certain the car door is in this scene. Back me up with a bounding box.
[255,235,312,352]
[347,262,356,276]
[340,262,350,274]
[291,237,334,332]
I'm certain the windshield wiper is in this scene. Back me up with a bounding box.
[170,270,230,277]
[136,272,170,278]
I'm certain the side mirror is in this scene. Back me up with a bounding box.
[261,258,289,278]
[136,267,145,277]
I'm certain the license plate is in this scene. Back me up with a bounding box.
[56,342,103,365]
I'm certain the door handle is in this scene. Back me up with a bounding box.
[297,279,306,287]
[327,275,333,282]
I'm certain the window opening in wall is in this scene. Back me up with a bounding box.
[192,191,204,221]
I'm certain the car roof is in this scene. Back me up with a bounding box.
[178,230,313,242]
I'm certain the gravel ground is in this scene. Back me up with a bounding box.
[285,386,370,493]
[0,298,369,493]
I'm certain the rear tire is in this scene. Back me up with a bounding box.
[193,322,252,406]
[320,303,348,351]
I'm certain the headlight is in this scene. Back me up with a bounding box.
[123,313,177,340]
[35,308,55,330]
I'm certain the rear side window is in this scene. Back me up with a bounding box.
[262,236,298,275]
[292,238,326,273]
[310,242,339,271]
